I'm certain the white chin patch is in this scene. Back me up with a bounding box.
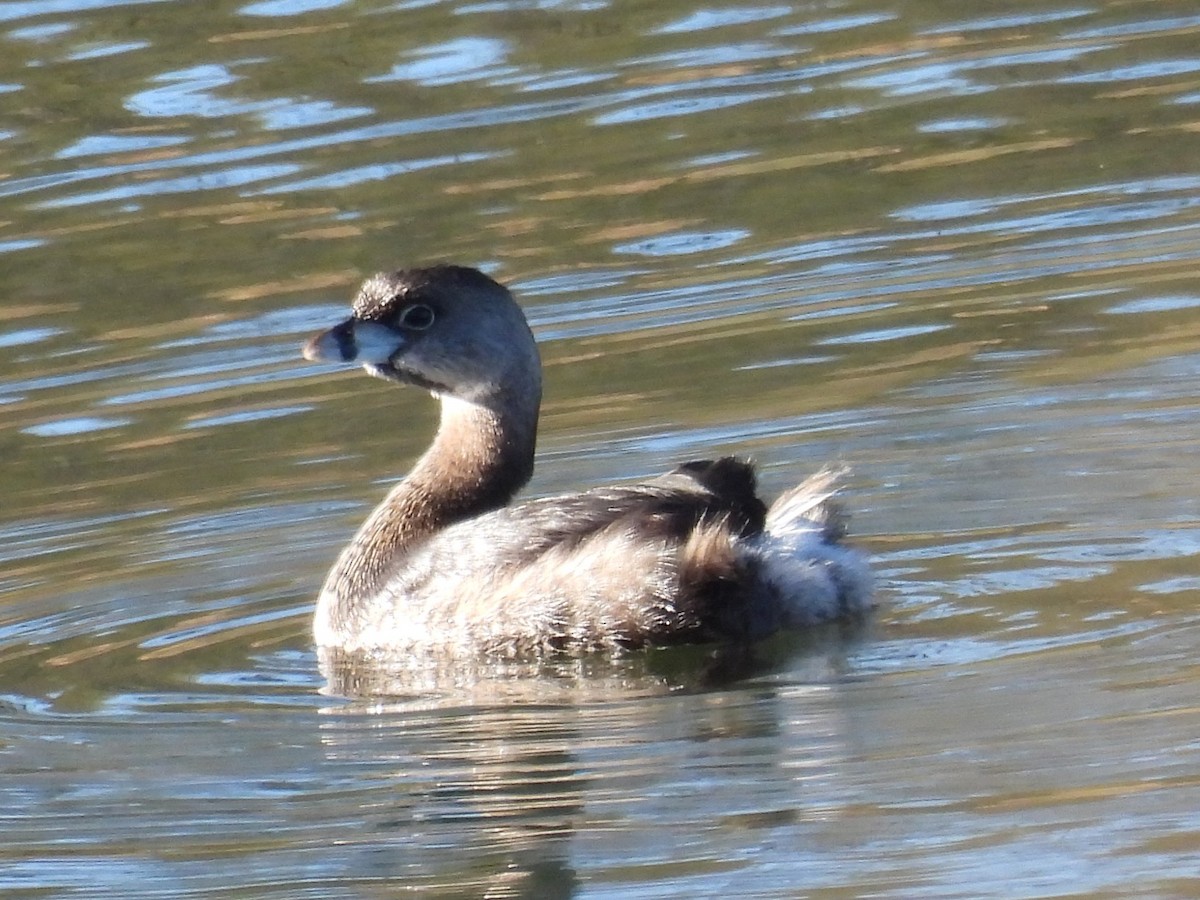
[363,363,399,382]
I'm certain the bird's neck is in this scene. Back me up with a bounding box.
[323,391,538,604]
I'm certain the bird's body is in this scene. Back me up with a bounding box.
[304,265,871,655]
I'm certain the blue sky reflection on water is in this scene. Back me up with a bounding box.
[1,0,1200,895]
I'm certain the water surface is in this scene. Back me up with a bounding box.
[2,0,1200,895]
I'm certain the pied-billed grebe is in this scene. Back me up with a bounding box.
[303,265,872,655]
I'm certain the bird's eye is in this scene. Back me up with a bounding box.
[398,303,436,330]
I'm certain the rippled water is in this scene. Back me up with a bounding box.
[3,0,1200,895]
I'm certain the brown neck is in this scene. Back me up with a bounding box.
[325,393,537,602]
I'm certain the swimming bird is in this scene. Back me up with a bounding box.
[303,265,872,656]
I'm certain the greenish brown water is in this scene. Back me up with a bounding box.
[3,0,1200,895]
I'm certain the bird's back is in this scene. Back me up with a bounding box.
[324,458,871,654]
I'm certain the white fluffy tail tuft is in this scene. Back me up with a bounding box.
[765,465,850,540]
